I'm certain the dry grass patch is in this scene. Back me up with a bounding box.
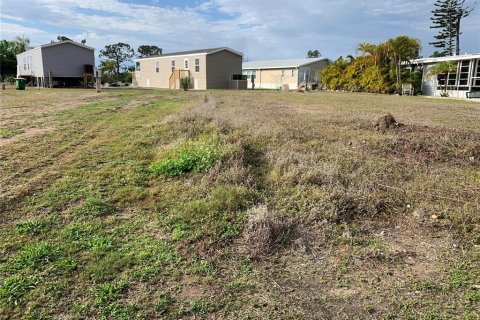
[240,205,295,258]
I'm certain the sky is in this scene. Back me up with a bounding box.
[1,0,479,64]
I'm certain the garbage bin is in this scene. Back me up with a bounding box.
[15,78,26,90]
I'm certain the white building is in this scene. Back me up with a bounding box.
[16,40,95,87]
[407,54,480,99]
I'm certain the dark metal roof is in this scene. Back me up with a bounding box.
[137,47,242,60]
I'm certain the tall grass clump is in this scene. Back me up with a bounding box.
[0,276,37,306]
[151,139,222,177]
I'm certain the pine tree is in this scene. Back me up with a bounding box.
[430,0,475,56]
[430,0,456,56]
[453,0,474,55]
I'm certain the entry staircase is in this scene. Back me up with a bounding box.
[169,69,191,89]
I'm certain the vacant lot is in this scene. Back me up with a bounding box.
[1,88,479,319]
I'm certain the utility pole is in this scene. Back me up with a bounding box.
[95,68,102,93]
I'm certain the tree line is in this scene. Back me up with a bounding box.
[0,36,30,80]
[98,43,162,84]
[320,36,422,94]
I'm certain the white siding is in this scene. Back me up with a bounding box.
[422,65,436,97]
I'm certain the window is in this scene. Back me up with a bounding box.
[473,60,480,87]
[135,62,141,71]
[436,62,458,90]
[299,67,310,82]
[171,60,175,72]
[458,60,469,88]
[242,70,256,80]
[291,69,295,77]
[184,59,189,69]
[155,61,159,73]
[23,57,27,70]
[195,58,200,72]
[281,70,285,78]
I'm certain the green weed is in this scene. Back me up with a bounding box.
[95,282,125,305]
[151,139,222,176]
[0,275,37,306]
[190,259,217,276]
[13,242,60,269]
[226,279,251,292]
[25,311,51,320]
[15,218,52,235]
[83,251,134,282]
[94,282,134,319]
[53,257,78,273]
[190,299,212,315]
[0,127,22,138]
[88,235,114,252]
[155,291,175,314]
[448,264,474,288]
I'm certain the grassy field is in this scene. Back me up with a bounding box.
[1,88,479,319]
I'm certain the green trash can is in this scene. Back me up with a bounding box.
[15,78,26,90]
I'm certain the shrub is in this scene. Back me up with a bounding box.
[4,75,15,85]
[180,77,191,91]
[151,139,221,176]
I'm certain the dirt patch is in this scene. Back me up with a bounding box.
[0,127,54,146]
[375,114,404,132]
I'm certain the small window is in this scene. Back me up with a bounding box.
[291,69,295,77]
[135,62,141,71]
[195,58,200,72]
[155,61,159,73]
[184,59,189,69]
[281,70,285,78]
[171,60,175,72]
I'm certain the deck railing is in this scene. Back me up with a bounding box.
[169,69,191,89]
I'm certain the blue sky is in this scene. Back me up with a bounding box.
[1,0,479,64]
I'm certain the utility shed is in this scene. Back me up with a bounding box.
[16,40,95,87]
[133,47,243,90]
[242,58,330,90]
[406,54,480,99]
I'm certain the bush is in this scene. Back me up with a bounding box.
[151,139,221,176]
[180,77,191,91]
[4,75,15,85]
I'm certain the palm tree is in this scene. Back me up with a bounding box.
[385,36,422,92]
[426,61,457,97]
[307,50,321,58]
[356,42,375,57]
[345,55,356,63]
